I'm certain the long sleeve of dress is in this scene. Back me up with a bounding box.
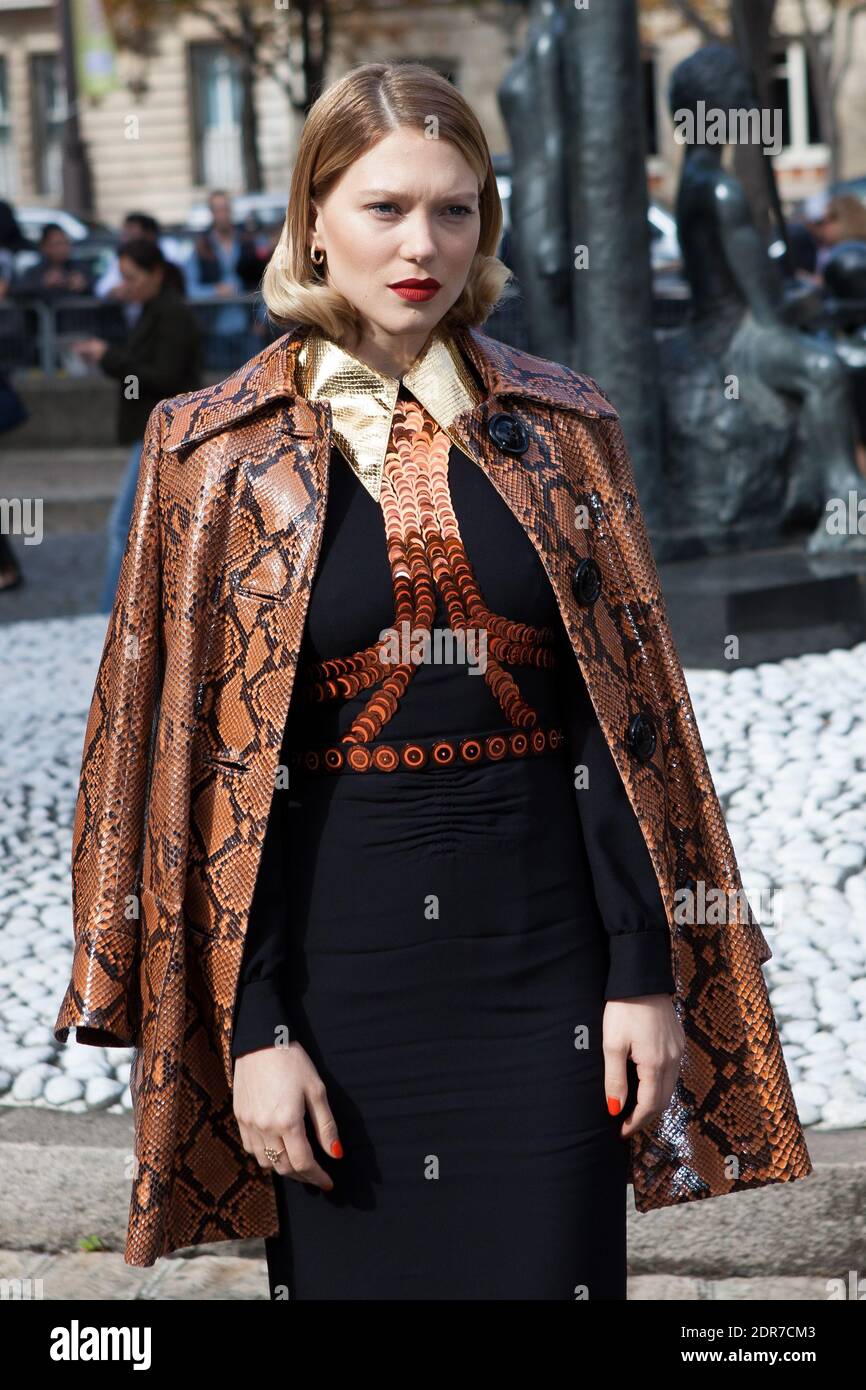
[555,628,675,1002]
[230,776,294,1059]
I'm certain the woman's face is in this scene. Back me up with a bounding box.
[309,127,482,352]
[42,228,71,264]
[118,256,163,303]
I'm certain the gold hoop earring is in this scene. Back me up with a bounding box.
[311,246,325,266]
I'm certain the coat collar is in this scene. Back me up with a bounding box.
[162,320,618,454]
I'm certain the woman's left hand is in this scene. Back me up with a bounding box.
[602,995,685,1139]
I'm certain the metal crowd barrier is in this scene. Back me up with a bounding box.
[0,292,275,377]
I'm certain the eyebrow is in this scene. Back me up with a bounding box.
[357,188,479,201]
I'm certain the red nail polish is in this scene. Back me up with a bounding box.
[330,1139,344,1158]
[607,1096,621,1115]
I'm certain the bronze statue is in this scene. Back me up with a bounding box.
[500,0,664,534]
[668,44,866,555]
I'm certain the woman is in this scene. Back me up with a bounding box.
[53,63,811,1293]
[235,71,684,1304]
[0,200,32,592]
[72,237,200,611]
[11,222,91,299]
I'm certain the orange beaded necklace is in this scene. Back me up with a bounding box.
[294,390,559,746]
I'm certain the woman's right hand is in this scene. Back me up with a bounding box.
[232,1041,343,1191]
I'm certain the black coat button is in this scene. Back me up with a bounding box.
[572,557,602,605]
[626,712,656,762]
[487,411,530,456]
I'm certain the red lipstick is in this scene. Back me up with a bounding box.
[389,277,441,302]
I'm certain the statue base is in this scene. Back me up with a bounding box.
[658,536,866,668]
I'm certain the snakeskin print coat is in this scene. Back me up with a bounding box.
[53,321,813,1267]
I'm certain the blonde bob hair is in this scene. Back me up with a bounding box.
[261,62,516,345]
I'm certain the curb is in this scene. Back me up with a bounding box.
[2,447,130,535]
[0,1253,848,1302]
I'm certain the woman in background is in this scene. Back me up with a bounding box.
[0,200,32,593]
[72,238,201,611]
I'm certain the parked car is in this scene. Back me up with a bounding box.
[647,203,682,272]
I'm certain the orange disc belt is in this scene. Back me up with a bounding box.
[287,723,567,775]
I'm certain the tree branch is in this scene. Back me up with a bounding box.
[796,0,834,41]
[185,2,243,48]
[830,0,866,99]
[668,0,727,41]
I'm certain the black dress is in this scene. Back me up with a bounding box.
[230,390,674,1301]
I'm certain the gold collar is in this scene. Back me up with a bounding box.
[295,327,484,502]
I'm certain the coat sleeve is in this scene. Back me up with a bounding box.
[53,402,165,1048]
[230,760,294,1060]
[556,632,675,1001]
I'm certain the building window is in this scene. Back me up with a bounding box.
[30,52,65,197]
[0,58,14,199]
[767,40,822,155]
[189,43,243,189]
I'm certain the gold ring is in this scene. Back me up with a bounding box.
[264,1146,284,1164]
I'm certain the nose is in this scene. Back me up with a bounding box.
[398,211,439,263]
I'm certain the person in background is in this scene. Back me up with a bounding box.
[10,223,92,300]
[70,237,201,611]
[781,203,820,279]
[825,194,866,249]
[94,212,186,326]
[0,534,22,592]
[184,189,261,366]
[0,199,32,298]
[803,192,866,281]
[244,215,285,351]
[799,192,830,274]
[0,200,34,592]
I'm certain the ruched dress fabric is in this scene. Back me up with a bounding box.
[230,384,675,1301]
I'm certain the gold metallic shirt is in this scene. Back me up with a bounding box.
[294,326,484,502]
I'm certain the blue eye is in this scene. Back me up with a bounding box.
[367,203,476,218]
